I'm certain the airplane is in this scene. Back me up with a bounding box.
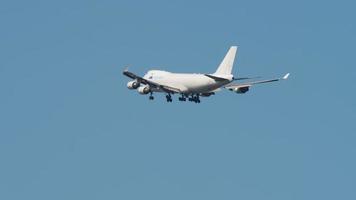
[123,46,289,103]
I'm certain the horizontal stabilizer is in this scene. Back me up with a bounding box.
[282,73,290,80]
[204,74,230,81]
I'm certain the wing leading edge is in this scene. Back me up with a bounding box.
[123,69,181,93]
[225,73,290,91]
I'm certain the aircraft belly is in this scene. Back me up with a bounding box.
[183,77,225,94]
[147,74,228,94]
[188,83,220,93]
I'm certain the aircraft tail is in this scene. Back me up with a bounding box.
[214,46,238,75]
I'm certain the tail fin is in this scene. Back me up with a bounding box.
[214,46,238,75]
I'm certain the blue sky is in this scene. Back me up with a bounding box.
[1,0,355,199]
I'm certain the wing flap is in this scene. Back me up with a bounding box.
[225,73,289,90]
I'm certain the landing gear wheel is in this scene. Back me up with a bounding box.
[192,94,200,103]
[178,96,186,101]
[166,94,173,102]
[149,96,154,100]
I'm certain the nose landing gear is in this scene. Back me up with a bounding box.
[149,92,154,100]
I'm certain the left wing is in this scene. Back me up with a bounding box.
[123,69,181,93]
[225,73,290,93]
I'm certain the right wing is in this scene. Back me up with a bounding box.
[225,73,290,93]
[123,68,181,93]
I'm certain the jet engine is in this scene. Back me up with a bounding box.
[137,86,150,95]
[201,92,215,97]
[127,81,140,89]
[233,86,249,94]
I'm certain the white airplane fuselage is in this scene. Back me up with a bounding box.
[123,46,289,103]
[143,70,232,94]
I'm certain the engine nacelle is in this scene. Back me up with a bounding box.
[137,86,150,95]
[201,92,215,97]
[127,81,140,89]
[233,86,249,94]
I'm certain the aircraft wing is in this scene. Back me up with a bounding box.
[225,73,289,91]
[123,69,181,93]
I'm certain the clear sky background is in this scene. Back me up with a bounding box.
[1,0,355,199]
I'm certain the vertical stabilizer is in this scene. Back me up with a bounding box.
[214,46,238,75]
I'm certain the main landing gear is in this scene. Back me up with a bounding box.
[188,94,200,103]
[166,94,173,102]
[177,94,201,103]
[148,93,200,103]
[178,94,186,102]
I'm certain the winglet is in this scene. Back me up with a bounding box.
[282,73,290,80]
